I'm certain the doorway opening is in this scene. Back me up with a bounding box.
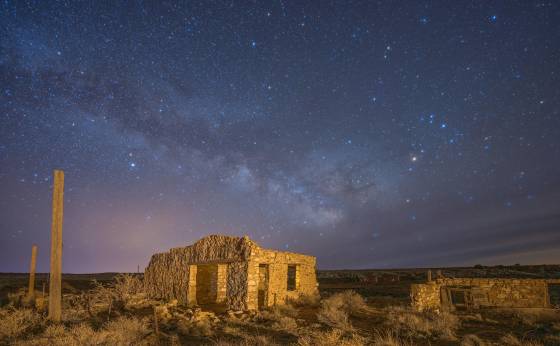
[549,284,560,308]
[196,264,218,305]
[258,264,269,309]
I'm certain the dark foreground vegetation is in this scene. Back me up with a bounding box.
[1,265,560,345]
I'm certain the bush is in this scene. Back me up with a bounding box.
[86,274,143,315]
[256,303,298,323]
[103,315,149,345]
[384,306,459,340]
[371,329,413,346]
[67,323,107,345]
[289,293,320,307]
[460,334,486,346]
[317,291,366,330]
[0,307,44,341]
[500,333,545,346]
[113,274,143,302]
[272,316,298,333]
[184,318,214,336]
[297,328,366,346]
[213,335,279,346]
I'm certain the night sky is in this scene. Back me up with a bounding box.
[2,1,560,273]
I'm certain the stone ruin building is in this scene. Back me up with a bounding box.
[144,235,319,311]
[412,277,560,312]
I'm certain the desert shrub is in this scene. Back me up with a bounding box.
[0,307,44,341]
[213,335,279,346]
[113,274,143,301]
[43,324,67,339]
[85,274,143,315]
[514,310,539,326]
[62,294,91,322]
[500,333,544,346]
[103,315,149,345]
[317,302,351,330]
[336,290,366,312]
[297,328,366,346]
[69,323,109,345]
[7,289,27,307]
[272,316,298,333]
[317,291,366,330]
[384,306,459,340]
[88,280,115,309]
[371,329,413,346]
[278,302,299,317]
[499,334,545,346]
[500,333,522,345]
[177,316,215,337]
[460,334,486,346]
[289,293,320,307]
[256,303,298,324]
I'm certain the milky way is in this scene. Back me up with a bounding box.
[1,1,560,272]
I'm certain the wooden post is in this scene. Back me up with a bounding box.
[48,170,64,321]
[427,269,432,282]
[27,244,38,302]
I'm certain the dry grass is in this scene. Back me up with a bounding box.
[213,334,279,346]
[289,293,320,307]
[272,315,298,333]
[178,316,215,337]
[317,290,366,330]
[460,334,486,346]
[499,333,547,346]
[297,328,367,346]
[112,274,143,302]
[13,315,150,346]
[0,307,44,341]
[384,305,459,340]
[256,303,298,323]
[371,329,413,346]
[103,315,150,345]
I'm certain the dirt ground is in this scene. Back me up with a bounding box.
[0,265,559,345]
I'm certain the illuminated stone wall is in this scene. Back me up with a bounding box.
[411,278,560,311]
[144,234,318,310]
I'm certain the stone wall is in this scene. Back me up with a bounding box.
[246,247,319,310]
[144,235,255,304]
[144,234,318,311]
[226,261,248,310]
[411,278,560,311]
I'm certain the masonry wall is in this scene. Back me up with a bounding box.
[411,278,560,311]
[144,234,318,311]
[246,247,319,310]
[144,235,254,306]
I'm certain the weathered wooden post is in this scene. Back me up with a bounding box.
[427,269,432,282]
[48,170,64,321]
[27,244,38,302]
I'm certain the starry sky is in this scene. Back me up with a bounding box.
[1,1,560,273]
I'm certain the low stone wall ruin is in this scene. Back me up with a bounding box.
[411,278,560,312]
